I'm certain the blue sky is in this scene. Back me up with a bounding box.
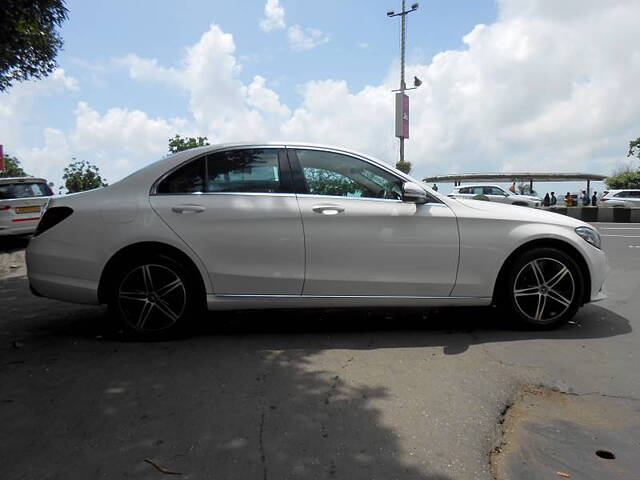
[56,0,496,118]
[1,0,638,195]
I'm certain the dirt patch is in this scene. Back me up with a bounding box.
[0,247,26,279]
[491,385,640,479]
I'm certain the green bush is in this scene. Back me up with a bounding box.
[605,168,640,189]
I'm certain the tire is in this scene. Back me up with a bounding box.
[502,247,584,329]
[107,253,201,339]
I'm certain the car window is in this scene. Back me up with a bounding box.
[0,182,52,199]
[627,191,640,198]
[458,187,469,193]
[157,158,205,194]
[488,187,505,195]
[295,149,403,200]
[469,187,484,195]
[614,191,629,198]
[207,149,281,193]
[157,149,282,194]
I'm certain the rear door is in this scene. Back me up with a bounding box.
[150,147,305,295]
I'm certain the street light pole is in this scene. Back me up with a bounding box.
[387,1,419,171]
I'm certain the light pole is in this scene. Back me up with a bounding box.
[387,1,420,172]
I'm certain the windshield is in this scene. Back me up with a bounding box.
[0,182,53,200]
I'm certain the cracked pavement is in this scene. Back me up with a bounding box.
[0,225,638,480]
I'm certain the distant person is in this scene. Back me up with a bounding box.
[565,192,572,206]
[543,193,550,207]
[509,182,516,194]
[550,192,557,205]
[432,183,438,192]
[581,190,589,206]
[591,191,598,206]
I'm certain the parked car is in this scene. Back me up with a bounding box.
[0,177,54,237]
[27,143,607,337]
[448,184,541,207]
[599,189,640,207]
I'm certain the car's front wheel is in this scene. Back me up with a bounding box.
[108,254,199,338]
[504,247,584,329]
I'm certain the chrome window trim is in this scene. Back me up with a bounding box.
[295,193,447,206]
[149,145,285,196]
[152,191,297,198]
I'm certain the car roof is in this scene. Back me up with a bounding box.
[0,176,48,185]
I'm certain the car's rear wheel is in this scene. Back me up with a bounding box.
[504,247,584,329]
[108,254,199,338]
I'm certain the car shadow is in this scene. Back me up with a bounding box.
[0,235,30,253]
[0,276,632,479]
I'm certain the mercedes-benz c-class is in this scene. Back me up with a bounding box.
[26,143,608,337]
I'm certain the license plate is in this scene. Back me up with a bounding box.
[15,206,41,214]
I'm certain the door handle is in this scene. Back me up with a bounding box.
[172,205,205,214]
[312,204,345,215]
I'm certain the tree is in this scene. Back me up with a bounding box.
[395,160,412,174]
[605,165,640,189]
[62,159,108,193]
[628,136,640,160]
[0,155,28,177]
[168,135,209,154]
[0,0,69,92]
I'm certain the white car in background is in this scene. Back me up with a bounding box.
[599,189,640,207]
[0,177,54,237]
[27,143,607,337]
[448,184,541,207]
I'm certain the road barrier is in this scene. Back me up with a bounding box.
[545,206,640,223]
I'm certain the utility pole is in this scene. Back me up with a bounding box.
[387,1,420,173]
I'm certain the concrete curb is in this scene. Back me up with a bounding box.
[545,207,640,223]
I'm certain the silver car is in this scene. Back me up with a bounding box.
[449,184,541,207]
[0,177,53,237]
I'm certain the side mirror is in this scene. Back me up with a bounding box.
[402,182,428,204]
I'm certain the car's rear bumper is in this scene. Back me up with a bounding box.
[0,223,38,236]
[27,235,101,305]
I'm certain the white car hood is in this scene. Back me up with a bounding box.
[447,198,589,228]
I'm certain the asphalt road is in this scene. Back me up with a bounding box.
[0,224,638,480]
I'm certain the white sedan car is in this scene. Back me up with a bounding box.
[27,143,608,337]
[449,184,541,207]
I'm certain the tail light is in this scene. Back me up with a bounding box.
[34,207,73,236]
[600,198,609,201]
[0,205,10,211]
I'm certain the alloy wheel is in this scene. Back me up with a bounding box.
[117,264,187,332]
[513,257,575,323]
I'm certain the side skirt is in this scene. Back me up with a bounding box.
[206,294,492,311]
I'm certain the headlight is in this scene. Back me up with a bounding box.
[575,226,601,249]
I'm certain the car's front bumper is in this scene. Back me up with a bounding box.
[582,243,609,303]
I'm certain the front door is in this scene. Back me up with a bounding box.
[150,147,305,295]
[289,148,460,297]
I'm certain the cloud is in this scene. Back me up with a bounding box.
[260,0,286,32]
[287,25,330,52]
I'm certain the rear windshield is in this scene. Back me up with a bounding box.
[0,182,53,200]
